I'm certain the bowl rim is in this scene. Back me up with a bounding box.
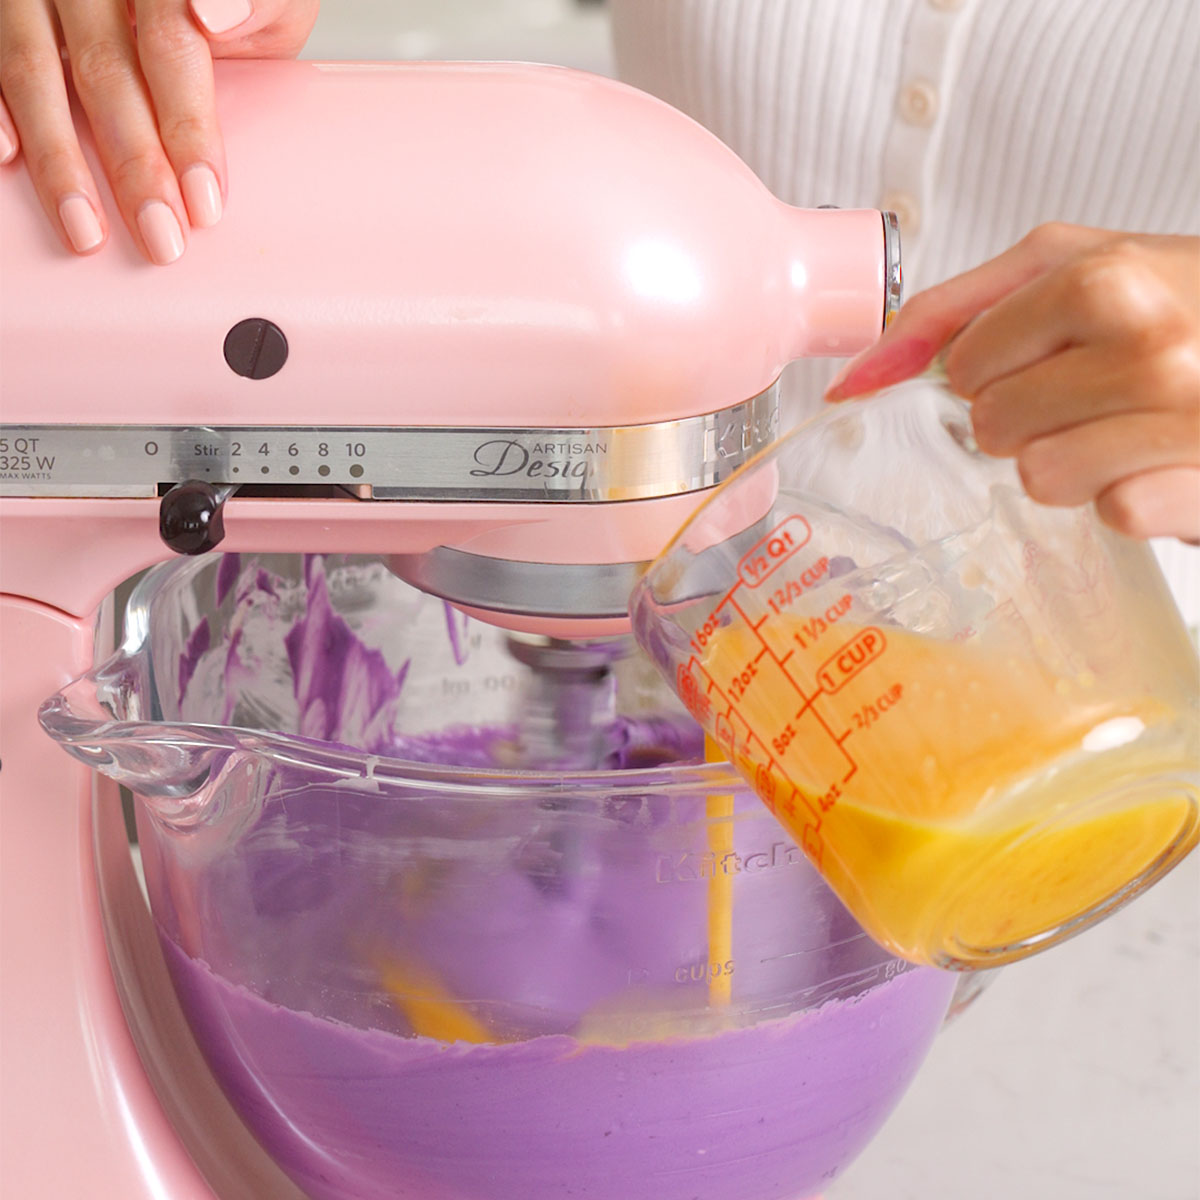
[62,553,753,799]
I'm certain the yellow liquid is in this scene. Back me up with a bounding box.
[376,954,498,1043]
[704,735,735,1008]
[697,619,1197,966]
[821,760,1194,962]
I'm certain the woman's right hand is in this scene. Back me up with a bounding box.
[826,225,1200,543]
[0,0,319,264]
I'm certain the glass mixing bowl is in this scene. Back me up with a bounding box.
[42,554,955,1200]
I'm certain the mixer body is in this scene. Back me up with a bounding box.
[0,61,904,1199]
[1,58,897,631]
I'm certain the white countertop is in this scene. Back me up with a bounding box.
[830,852,1200,1200]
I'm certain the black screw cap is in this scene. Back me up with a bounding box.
[159,481,232,555]
[223,318,288,379]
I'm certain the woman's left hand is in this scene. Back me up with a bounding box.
[0,0,319,264]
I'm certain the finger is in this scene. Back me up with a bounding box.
[187,0,253,37]
[946,238,1195,399]
[57,0,187,264]
[134,0,224,228]
[0,92,20,163]
[188,0,314,47]
[0,0,108,254]
[826,222,1111,401]
[1017,410,1200,510]
[1096,466,1200,542]
[969,341,1200,457]
[209,0,319,58]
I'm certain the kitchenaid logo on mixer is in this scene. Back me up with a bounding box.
[469,438,608,482]
[656,840,804,883]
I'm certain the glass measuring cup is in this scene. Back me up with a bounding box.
[630,374,1199,969]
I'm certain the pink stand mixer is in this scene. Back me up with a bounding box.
[0,61,954,1200]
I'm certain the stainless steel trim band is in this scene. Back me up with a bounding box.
[883,211,903,327]
[0,383,779,501]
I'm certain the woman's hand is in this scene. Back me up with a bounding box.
[826,225,1200,543]
[0,0,318,264]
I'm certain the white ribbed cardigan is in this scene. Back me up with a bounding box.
[610,0,1200,622]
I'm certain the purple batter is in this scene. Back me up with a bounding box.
[162,935,949,1200]
[135,554,955,1200]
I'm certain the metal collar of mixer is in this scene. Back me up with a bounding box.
[388,545,648,621]
[389,499,784,621]
[883,210,903,328]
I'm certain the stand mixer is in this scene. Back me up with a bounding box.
[0,61,927,1200]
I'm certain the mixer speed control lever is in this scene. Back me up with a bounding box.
[159,481,239,555]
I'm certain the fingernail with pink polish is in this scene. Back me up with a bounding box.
[191,0,252,35]
[824,337,938,400]
[59,194,104,254]
[0,127,17,165]
[181,164,223,228]
[824,354,862,400]
[138,201,185,265]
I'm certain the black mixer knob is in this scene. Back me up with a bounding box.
[159,481,237,555]
[223,317,288,379]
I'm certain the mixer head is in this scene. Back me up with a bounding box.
[0,61,900,637]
